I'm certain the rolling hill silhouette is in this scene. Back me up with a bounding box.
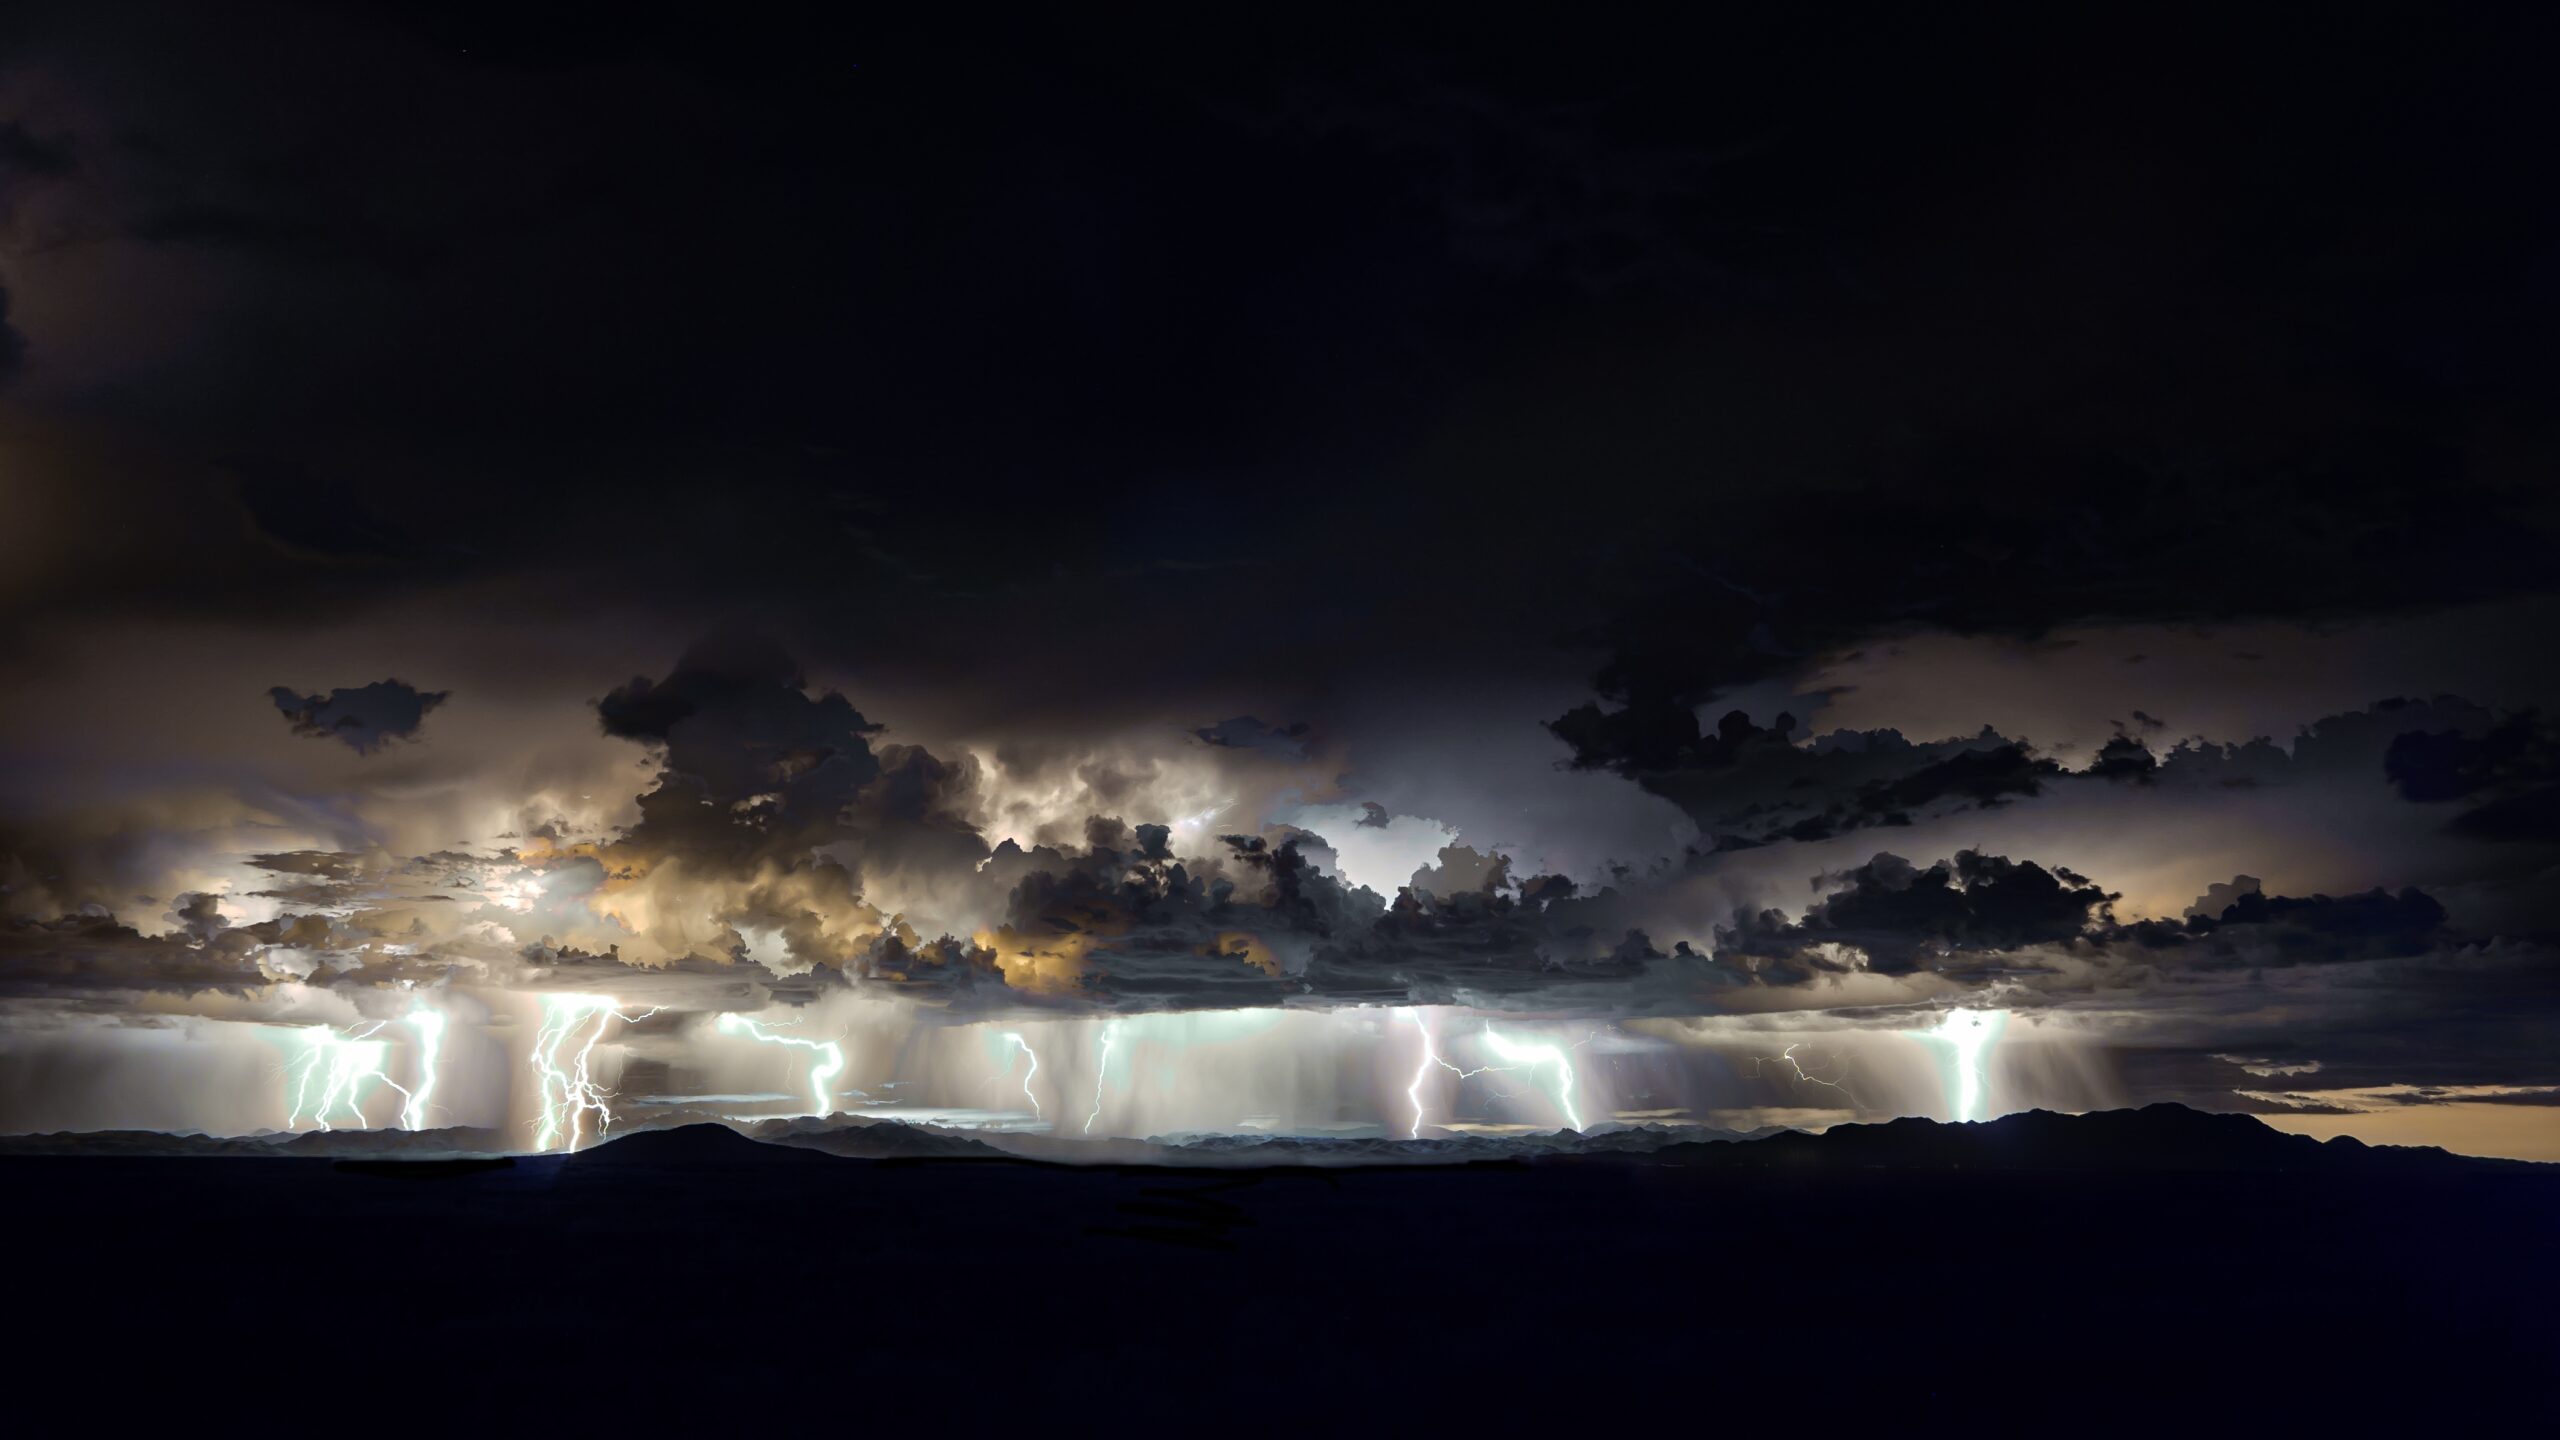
[1626,1102,2530,1174]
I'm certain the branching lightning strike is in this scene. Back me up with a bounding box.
[717,1013,847,1118]
[1745,1042,1859,1107]
[1480,1024,1584,1132]
[286,1022,402,1132]
[530,994,656,1151]
[1400,1009,1517,1139]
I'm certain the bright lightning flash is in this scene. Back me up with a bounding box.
[531,994,655,1151]
[1085,1023,1118,1136]
[1400,1009,1511,1139]
[1908,1008,2008,1122]
[402,1005,446,1131]
[286,1023,403,1132]
[1000,1031,1043,1122]
[1480,1024,1584,1133]
[717,1013,847,1118]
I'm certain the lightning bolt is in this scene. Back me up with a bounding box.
[402,1004,445,1131]
[1000,1031,1042,1122]
[1084,1022,1118,1136]
[1399,1009,1514,1139]
[285,1023,402,1132]
[1907,1008,2008,1122]
[717,1013,847,1118]
[530,994,655,1151]
[1480,1024,1584,1132]
[1745,1042,1859,1106]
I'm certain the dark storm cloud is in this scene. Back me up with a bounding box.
[1316,866,1738,1007]
[1716,851,2117,978]
[0,909,270,998]
[573,635,1027,976]
[598,635,874,748]
[2114,878,2453,970]
[850,930,1007,1004]
[2439,789,2560,846]
[2141,697,2511,795]
[2386,711,2560,843]
[2233,1082,2560,1116]
[0,893,469,1002]
[2085,735,2160,784]
[245,851,367,879]
[1192,717,1313,761]
[268,680,447,754]
[519,937,840,1013]
[2109,938,2560,1108]
[598,633,887,859]
[237,849,379,906]
[167,891,224,944]
[895,819,1725,1015]
[227,849,494,915]
[1551,448,2559,775]
[1547,706,2061,850]
[1567,696,2518,855]
[1713,843,2466,989]
[1405,842,1512,900]
[976,835,1316,1011]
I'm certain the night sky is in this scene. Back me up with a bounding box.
[4,4,2557,1157]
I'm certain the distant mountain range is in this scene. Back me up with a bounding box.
[610,1115,1011,1163]
[3,1103,2538,1172]
[1614,1102,2541,1174]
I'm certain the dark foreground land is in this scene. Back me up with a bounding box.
[8,1110,2555,1426]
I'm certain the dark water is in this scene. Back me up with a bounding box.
[10,1146,2554,1425]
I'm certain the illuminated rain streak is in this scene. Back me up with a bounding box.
[1400,1009,1510,1139]
[1908,1008,2008,1122]
[531,994,654,1151]
[1479,1025,1583,1132]
[286,1024,402,1132]
[402,1005,445,1131]
[1001,1031,1043,1122]
[1084,1023,1118,1136]
[716,1013,847,1118]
